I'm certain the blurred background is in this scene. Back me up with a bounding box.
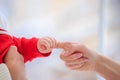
[0,0,120,80]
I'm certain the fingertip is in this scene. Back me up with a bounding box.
[56,42,64,48]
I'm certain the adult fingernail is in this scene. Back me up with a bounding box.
[83,59,88,62]
[77,54,83,58]
[74,54,82,59]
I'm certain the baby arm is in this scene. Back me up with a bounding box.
[13,36,60,62]
[5,36,58,80]
[0,33,27,80]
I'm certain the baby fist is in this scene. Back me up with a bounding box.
[37,36,57,53]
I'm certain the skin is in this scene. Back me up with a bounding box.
[3,37,57,80]
[3,37,120,80]
[59,42,120,80]
[37,36,57,53]
[4,46,27,80]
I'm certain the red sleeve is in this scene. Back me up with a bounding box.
[0,34,14,63]
[13,37,51,63]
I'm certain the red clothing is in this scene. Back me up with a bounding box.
[0,34,14,63]
[0,29,51,63]
[13,37,51,63]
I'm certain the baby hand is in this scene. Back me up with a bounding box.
[37,36,57,53]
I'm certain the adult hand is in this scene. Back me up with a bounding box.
[59,42,99,71]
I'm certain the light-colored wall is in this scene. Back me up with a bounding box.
[1,0,119,80]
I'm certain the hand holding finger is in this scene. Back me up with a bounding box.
[38,36,57,53]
